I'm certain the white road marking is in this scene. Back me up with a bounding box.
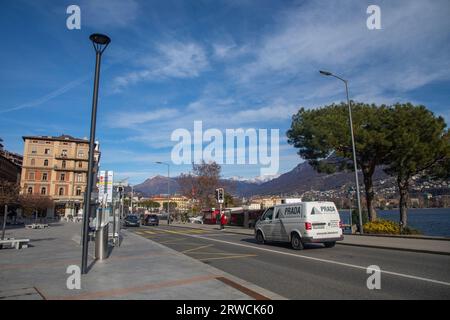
[181,233,450,287]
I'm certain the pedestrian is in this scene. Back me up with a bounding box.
[220,212,227,230]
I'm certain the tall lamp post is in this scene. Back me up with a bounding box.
[319,70,363,234]
[81,33,111,274]
[156,162,170,225]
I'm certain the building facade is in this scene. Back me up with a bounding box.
[20,135,100,217]
[0,138,22,183]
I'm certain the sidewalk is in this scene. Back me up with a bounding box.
[170,222,450,255]
[0,222,284,300]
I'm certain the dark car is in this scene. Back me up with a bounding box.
[124,215,140,227]
[145,214,159,226]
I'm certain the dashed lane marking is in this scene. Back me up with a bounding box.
[181,244,214,254]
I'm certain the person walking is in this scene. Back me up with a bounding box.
[220,212,227,230]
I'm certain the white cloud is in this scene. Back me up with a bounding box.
[113,41,209,91]
[108,108,180,128]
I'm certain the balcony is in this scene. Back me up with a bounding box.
[55,154,88,161]
[53,165,88,172]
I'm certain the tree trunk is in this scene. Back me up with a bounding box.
[398,178,409,228]
[362,166,377,221]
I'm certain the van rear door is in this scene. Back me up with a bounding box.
[308,203,341,239]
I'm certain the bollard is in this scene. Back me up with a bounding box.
[95,224,109,260]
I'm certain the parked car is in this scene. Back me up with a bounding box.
[255,201,343,250]
[189,216,204,224]
[124,215,140,227]
[145,214,159,226]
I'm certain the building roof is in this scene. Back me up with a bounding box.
[22,134,89,144]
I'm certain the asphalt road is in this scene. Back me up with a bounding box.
[128,224,450,299]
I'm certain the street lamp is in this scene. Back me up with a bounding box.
[155,161,170,225]
[319,70,364,234]
[81,33,111,274]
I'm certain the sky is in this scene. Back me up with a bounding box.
[0,0,449,185]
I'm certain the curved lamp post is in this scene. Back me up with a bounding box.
[156,162,170,225]
[81,34,111,274]
[319,70,363,234]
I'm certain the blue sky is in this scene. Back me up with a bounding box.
[1,0,449,184]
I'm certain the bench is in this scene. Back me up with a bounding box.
[0,238,30,249]
[25,223,49,229]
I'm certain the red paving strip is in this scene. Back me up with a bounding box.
[216,277,270,300]
[49,274,220,300]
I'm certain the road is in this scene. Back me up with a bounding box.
[128,224,450,299]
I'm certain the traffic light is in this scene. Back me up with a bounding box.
[216,188,224,203]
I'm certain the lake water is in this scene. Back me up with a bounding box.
[339,208,450,237]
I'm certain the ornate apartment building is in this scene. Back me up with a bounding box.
[20,134,100,217]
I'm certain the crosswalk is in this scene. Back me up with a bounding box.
[134,228,210,236]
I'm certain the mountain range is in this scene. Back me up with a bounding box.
[133,161,389,197]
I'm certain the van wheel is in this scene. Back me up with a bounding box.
[256,231,265,244]
[291,233,304,250]
[324,241,336,248]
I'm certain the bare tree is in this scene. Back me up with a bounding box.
[178,161,221,211]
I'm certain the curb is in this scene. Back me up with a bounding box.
[169,224,450,256]
[336,242,450,256]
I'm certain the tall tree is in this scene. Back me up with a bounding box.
[287,102,392,221]
[384,103,449,227]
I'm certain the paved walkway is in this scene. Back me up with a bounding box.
[0,222,284,300]
[170,222,450,255]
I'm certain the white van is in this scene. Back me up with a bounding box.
[255,201,343,250]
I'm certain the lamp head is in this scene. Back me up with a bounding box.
[319,70,333,76]
[89,33,111,54]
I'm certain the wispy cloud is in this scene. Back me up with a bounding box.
[113,41,209,91]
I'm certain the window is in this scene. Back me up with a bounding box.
[28,172,35,180]
[60,173,65,181]
[44,148,50,154]
[76,173,83,182]
[59,187,64,196]
[61,149,67,157]
[31,147,37,154]
[41,187,46,195]
[263,207,274,221]
[42,173,48,181]
[76,188,82,196]
[78,162,83,168]
[30,159,35,166]
[274,209,280,219]
[78,150,84,158]
[62,160,66,169]
[27,187,33,194]
[44,159,49,166]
